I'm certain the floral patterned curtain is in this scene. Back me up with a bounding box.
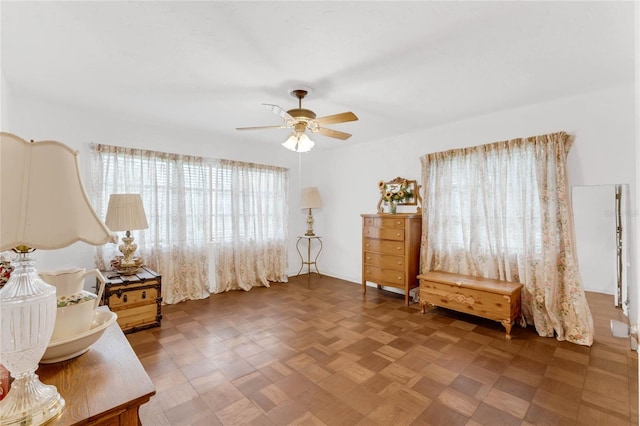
[91,145,289,304]
[420,131,594,345]
[209,159,289,293]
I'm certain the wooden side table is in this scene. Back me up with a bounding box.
[98,266,162,334]
[296,236,323,276]
[37,309,156,425]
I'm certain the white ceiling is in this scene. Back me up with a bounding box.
[1,1,636,150]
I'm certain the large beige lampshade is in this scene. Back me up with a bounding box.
[0,132,116,425]
[300,187,322,209]
[105,194,149,232]
[0,132,117,251]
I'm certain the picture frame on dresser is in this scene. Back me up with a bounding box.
[376,177,423,214]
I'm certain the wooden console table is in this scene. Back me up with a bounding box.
[37,309,156,425]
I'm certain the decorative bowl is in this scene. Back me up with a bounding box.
[41,310,118,364]
[110,256,144,275]
[51,290,100,341]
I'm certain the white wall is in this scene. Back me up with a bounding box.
[0,68,12,129]
[1,95,305,277]
[303,84,638,323]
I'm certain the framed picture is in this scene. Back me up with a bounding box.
[377,177,422,213]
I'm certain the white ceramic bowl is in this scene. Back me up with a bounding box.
[41,310,118,364]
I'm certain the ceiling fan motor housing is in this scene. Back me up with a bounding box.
[287,108,316,121]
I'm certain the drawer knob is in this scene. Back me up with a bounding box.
[397,261,402,265]
[396,221,401,225]
[396,233,401,237]
[397,247,402,250]
[366,257,371,260]
[397,276,402,280]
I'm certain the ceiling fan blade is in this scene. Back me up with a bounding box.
[263,104,294,122]
[314,111,358,125]
[236,125,289,131]
[314,127,352,140]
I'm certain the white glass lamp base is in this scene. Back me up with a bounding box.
[0,252,65,425]
[0,373,65,425]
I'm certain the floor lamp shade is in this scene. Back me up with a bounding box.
[0,132,116,425]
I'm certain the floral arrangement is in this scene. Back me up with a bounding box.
[378,179,414,204]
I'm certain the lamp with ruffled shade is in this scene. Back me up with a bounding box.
[0,132,116,425]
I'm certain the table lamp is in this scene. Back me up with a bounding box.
[300,187,322,236]
[0,132,116,425]
[105,193,148,275]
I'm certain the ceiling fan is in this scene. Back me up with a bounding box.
[236,89,358,152]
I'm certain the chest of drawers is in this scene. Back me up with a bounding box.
[98,266,163,334]
[361,213,422,305]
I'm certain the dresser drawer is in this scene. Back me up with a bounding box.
[364,226,405,241]
[363,217,405,229]
[363,252,405,271]
[363,238,405,255]
[363,265,405,286]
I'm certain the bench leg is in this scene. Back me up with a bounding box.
[502,320,513,340]
[420,301,434,314]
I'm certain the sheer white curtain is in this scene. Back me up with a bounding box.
[210,159,288,293]
[420,131,594,346]
[92,145,211,304]
[91,145,289,304]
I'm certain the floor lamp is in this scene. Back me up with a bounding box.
[0,132,116,425]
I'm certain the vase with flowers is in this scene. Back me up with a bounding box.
[378,179,414,214]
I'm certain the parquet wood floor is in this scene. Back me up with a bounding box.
[128,274,638,425]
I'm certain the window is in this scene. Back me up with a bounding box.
[91,144,289,303]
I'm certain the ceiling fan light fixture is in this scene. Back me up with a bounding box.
[238,87,358,144]
[282,132,314,153]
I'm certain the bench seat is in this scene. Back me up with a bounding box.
[418,271,523,339]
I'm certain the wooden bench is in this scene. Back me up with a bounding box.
[418,271,523,339]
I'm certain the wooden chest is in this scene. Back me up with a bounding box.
[362,213,421,305]
[418,271,522,339]
[99,266,163,334]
